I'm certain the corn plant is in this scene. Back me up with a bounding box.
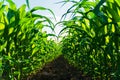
[0,0,59,80]
[60,0,120,79]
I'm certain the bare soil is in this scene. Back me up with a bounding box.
[25,55,92,80]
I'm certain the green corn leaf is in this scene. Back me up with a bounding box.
[115,0,120,6]
[30,6,56,21]
[0,41,7,52]
[106,6,120,22]
[30,6,47,12]
[7,9,15,23]
[26,0,30,9]
[31,14,55,31]
[94,0,105,15]
[0,22,5,30]
[0,1,4,8]
[0,57,2,79]
[47,33,57,37]
[6,0,16,10]
[18,4,26,19]
[32,47,39,56]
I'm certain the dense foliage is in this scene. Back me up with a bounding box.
[61,0,120,79]
[1,0,120,80]
[0,0,60,80]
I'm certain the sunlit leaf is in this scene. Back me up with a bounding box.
[18,4,26,19]
[6,0,16,10]
[0,22,5,30]
[8,27,14,35]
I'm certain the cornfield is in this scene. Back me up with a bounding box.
[0,0,120,80]
[0,0,60,80]
[61,0,120,79]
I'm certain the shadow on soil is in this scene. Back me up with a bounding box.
[25,55,91,80]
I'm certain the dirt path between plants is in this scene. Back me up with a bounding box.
[26,55,91,80]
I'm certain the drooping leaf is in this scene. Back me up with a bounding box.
[26,0,30,9]
[30,6,56,21]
